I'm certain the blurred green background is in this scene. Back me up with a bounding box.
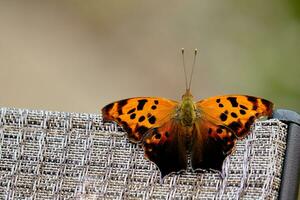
[0,0,299,114]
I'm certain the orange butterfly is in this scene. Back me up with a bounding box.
[101,49,273,178]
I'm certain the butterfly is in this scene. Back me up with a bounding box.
[101,49,273,178]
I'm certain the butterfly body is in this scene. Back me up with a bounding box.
[177,89,197,127]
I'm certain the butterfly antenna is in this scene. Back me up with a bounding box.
[188,48,198,90]
[181,48,188,90]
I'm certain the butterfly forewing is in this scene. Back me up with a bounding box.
[102,97,178,142]
[196,95,273,138]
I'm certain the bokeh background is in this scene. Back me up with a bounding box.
[0,0,299,114]
[0,1,299,198]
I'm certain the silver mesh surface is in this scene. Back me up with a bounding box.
[0,108,287,199]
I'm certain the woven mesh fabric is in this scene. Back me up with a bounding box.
[0,108,287,199]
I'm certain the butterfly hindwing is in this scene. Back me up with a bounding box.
[102,97,178,142]
[196,95,273,138]
[142,119,188,178]
[191,118,237,171]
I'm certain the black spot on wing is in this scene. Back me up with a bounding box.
[138,116,145,122]
[148,115,156,124]
[216,98,221,103]
[239,109,246,115]
[231,112,238,118]
[228,121,242,132]
[130,113,136,119]
[117,99,128,115]
[218,104,224,108]
[151,105,157,110]
[246,96,258,110]
[137,99,148,110]
[247,96,257,103]
[239,105,248,110]
[154,100,159,105]
[220,113,227,122]
[227,97,238,107]
[136,125,149,135]
[127,108,136,114]
[252,105,258,110]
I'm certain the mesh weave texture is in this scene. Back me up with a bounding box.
[0,108,287,199]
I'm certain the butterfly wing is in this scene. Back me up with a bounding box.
[191,118,237,171]
[102,97,187,178]
[191,95,273,171]
[196,95,273,138]
[102,97,178,142]
[142,119,188,178]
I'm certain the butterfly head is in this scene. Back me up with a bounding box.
[182,89,193,100]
